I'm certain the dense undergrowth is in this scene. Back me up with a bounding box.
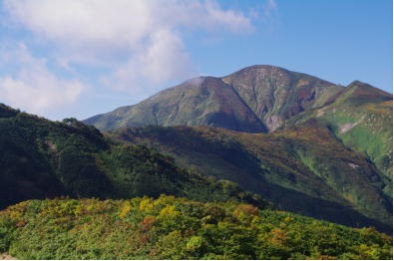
[0,196,391,260]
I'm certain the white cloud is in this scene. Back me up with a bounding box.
[4,0,154,50]
[111,29,195,96]
[0,44,86,116]
[5,0,253,48]
[4,0,255,96]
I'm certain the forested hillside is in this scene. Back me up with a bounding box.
[0,103,264,209]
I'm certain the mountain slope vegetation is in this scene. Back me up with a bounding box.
[0,196,391,260]
[0,104,265,209]
[285,81,393,186]
[110,124,392,232]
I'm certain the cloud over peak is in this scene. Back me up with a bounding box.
[1,0,261,119]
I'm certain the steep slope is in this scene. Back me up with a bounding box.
[84,65,343,132]
[0,104,266,209]
[85,76,266,132]
[1,197,392,259]
[110,124,392,232]
[285,81,393,193]
[222,65,343,130]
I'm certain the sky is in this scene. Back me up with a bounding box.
[0,0,392,121]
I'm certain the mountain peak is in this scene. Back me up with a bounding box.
[229,64,289,73]
[344,80,392,101]
[84,65,389,133]
[222,65,291,83]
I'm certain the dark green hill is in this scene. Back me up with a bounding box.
[0,104,266,209]
[109,124,392,232]
[0,196,391,259]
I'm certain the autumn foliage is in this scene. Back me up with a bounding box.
[0,196,391,260]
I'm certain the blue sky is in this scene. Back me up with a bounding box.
[0,0,392,120]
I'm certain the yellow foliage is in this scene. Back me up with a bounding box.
[119,201,132,219]
[159,205,180,220]
[139,198,154,212]
[153,195,176,207]
[73,205,84,217]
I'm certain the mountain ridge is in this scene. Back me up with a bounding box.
[85,65,392,134]
[84,65,392,186]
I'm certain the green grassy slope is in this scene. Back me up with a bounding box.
[0,196,391,260]
[111,124,392,232]
[0,104,266,209]
[285,81,393,195]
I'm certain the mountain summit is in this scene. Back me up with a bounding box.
[84,65,343,132]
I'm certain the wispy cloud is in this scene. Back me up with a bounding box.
[0,44,85,115]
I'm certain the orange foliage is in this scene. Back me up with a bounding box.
[140,216,156,231]
[270,228,288,245]
[233,204,259,217]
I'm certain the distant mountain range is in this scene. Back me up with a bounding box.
[85,65,392,232]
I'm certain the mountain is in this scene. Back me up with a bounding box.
[0,104,266,209]
[84,65,391,181]
[84,65,392,232]
[84,65,343,132]
[0,64,392,259]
